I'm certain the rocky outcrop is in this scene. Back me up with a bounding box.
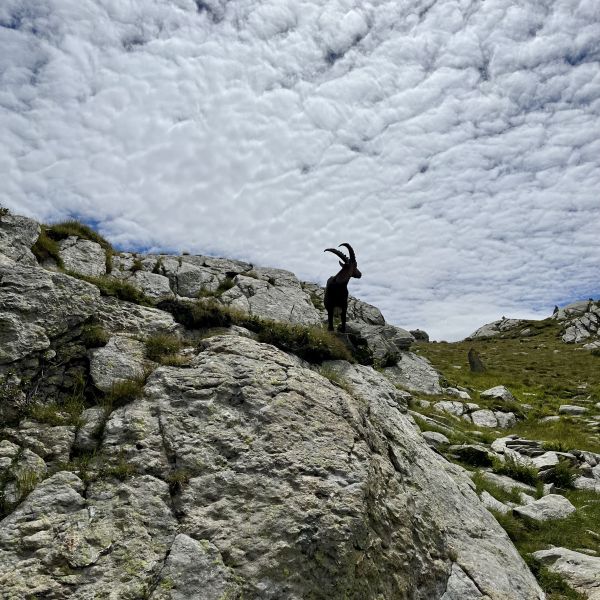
[0,213,40,265]
[0,213,547,598]
[533,547,600,599]
[0,261,99,365]
[467,317,525,340]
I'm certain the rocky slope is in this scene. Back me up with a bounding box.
[0,213,548,598]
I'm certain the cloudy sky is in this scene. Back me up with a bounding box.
[1,0,599,340]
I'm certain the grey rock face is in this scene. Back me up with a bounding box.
[74,407,107,452]
[555,300,600,344]
[0,472,178,599]
[435,401,466,417]
[89,335,148,392]
[346,322,414,360]
[3,420,75,466]
[479,490,511,515]
[0,213,40,264]
[149,534,241,600]
[422,431,450,448]
[139,336,542,599]
[513,494,576,521]
[0,263,99,364]
[533,547,600,600]
[383,351,442,394]
[495,411,517,429]
[58,236,107,277]
[96,296,181,337]
[222,272,321,325]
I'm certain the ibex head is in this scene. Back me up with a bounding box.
[324,242,361,280]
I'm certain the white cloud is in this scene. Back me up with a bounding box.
[1,0,600,340]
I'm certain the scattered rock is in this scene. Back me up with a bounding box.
[410,329,429,342]
[559,405,588,415]
[0,214,40,265]
[471,409,498,428]
[513,494,576,521]
[448,444,495,467]
[480,386,516,403]
[435,401,465,417]
[480,491,511,515]
[495,411,517,429]
[532,547,600,600]
[467,318,525,340]
[383,352,442,395]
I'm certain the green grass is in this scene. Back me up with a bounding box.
[145,333,184,364]
[28,395,85,428]
[318,366,353,394]
[102,451,135,481]
[81,324,110,348]
[31,226,64,268]
[492,455,540,486]
[157,298,354,364]
[104,375,147,409]
[524,555,587,600]
[69,273,152,306]
[415,321,600,453]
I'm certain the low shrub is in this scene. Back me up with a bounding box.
[492,455,539,486]
[544,459,578,489]
[81,324,110,348]
[145,333,183,363]
[215,276,235,295]
[105,376,146,409]
[71,273,151,305]
[32,226,64,268]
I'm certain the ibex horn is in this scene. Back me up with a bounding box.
[338,243,355,262]
[324,248,349,263]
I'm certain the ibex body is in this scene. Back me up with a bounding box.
[323,242,361,332]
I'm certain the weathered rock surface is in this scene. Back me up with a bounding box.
[480,385,516,403]
[89,334,148,392]
[58,236,107,277]
[0,214,40,265]
[0,262,99,364]
[222,271,321,325]
[533,547,600,599]
[467,318,525,340]
[555,300,600,344]
[559,404,588,415]
[422,431,450,448]
[471,409,498,428]
[383,351,442,394]
[346,322,414,360]
[513,494,576,521]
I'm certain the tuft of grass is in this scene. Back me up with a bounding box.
[318,366,353,394]
[131,257,144,273]
[309,291,325,311]
[472,470,522,504]
[105,375,146,409]
[102,451,135,481]
[70,273,152,305]
[215,276,236,295]
[145,333,183,363]
[32,226,64,268]
[81,324,110,348]
[513,417,600,454]
[544,459,579,490]
[492,455,539,486]
[157,298,354,364]
[166,468,191,494]
[28,395,85,427]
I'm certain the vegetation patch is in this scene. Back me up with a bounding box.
[145,333,183,364]
[318,366,353,394]
[70,273,152,306]
[524,555,587,600]
[492,455,539,486]
[471,470,522,504]
[32,226,64,268]
[81,324,110,348]
[543,459,579,490]
[105,375,146,409]
[28,395,85,428]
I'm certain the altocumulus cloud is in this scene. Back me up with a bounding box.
[1,0,600,340]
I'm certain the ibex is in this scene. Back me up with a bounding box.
[323,243,361,332]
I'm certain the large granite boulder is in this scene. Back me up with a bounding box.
[0,213,40,265]
[467,318,524,340]
[383,352,442,394]
[0,263,99,365]
[58,236,107,277]
[221,271,322,325]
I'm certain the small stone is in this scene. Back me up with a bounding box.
[480,386,516,403]
[480,491,511,514]
[559,405,588,415]
[434,401,465,417]
[495,412,517,429]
